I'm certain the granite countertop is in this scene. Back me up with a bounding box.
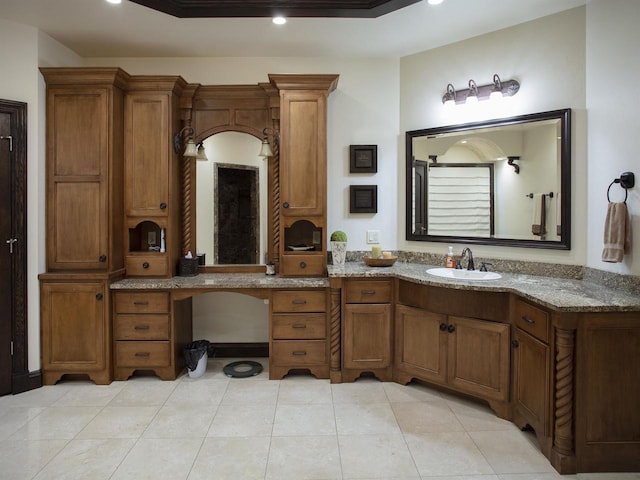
[111,273,329,291]
[328,261,640,313]
[110,262,640,313]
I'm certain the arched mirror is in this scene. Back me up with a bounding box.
[406,109,571,250]
[196,132,267,265]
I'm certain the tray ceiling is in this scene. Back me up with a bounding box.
[129,0,421,18]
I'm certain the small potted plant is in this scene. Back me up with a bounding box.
[330,230,348,266]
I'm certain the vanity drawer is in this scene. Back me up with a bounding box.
[115,341,170,367]
[514,298,549,343]
[345,280,392,303]
[271,340,327,366]
[272,290,326,313]
[115,292,169,314]
[115,314,170,340]
[125,255,168,277]
[271,313,326,340]
[280,254,325,277]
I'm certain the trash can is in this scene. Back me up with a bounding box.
[184,340,210,378]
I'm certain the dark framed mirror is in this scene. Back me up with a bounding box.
[406,109,571,249]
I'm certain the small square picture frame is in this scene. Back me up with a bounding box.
[350,185,378,213]
[349,145,377,173]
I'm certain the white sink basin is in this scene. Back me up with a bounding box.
[426,267,502,281]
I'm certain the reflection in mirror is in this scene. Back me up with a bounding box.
[196,132,267,265]
[406,109,571,249]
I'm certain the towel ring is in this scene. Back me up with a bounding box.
[607,171,635,203]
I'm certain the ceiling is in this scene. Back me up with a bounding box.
[0,0,586,58]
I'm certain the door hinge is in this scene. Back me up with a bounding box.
[0,135,13,152]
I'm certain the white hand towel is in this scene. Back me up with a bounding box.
[602,202,631,263]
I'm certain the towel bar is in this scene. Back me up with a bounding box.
[526,192,554,198]
[606,171,635,203]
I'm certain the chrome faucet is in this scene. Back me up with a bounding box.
[460,248,475,271]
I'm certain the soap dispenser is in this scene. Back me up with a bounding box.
[445,246,456,269]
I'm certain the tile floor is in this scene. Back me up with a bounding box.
[0,358,638,480]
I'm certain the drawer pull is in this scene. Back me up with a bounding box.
[447,324,456,333]
[292,351,307,356]
[512,339,520,348]
[292,300,307,305]
[361,290,376,295]
[95,293,103,301]
[299,261,307,269]
[292,324,307,329]
[142,262,150,269]
[134,325,150,330]
[134,352,150,357]
[133,301,149,306]
[439,322,447,331]
[522,316,535,324]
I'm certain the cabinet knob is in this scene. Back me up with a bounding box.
[283,202,290,208]
[134,352,150,358]
[512,339,520,348]
[361,290,376,295]
[159,202,167,210]
[522,316,535,324]
[95,293,103,300]
[142,262,150,269]
[292,351,307,356]
[292,299,307,305]
[447,324,456,333]
[99,255,107,263]
[134,325,150,331]
[292,324,307,329]
[439,322,447,331]
[299,261,307,269]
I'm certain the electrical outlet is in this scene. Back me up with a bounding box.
[366,230,380,244]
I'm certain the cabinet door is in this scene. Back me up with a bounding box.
[447,316,510,401]
[395,305,447,384]
[41,282,107,372]
[343,303,392,369]
[513,328,550,434]
[46,89,110,270]
[279,90,326,217]
[125,93,170,217]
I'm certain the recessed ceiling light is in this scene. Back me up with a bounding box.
[272,16,287,25]
[105,0,122,4]
[427,0,444,5]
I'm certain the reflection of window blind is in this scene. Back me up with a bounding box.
[428,166,491,237]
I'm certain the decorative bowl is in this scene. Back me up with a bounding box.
[363,255,398,267]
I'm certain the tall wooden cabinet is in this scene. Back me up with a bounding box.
[124,77,186,278]
[269,74,339,277]
[39,68,129,384]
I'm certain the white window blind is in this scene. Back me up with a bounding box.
[428,165,492,237]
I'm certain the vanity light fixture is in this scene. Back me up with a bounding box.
[442,84,456,107]
[427,0,444,5]
[272,16,287,25]
[105,0,122,4]
[442,74,520,105]
[173,126,198,158]
[258,127,280,158]
[466,79,479,104]
[507,156,520,174]
[195,143,208,161]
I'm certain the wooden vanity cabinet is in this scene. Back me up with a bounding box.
[124,77,186,278]
[342,279,393,382]
[113,291,192,380]
[512,297,552,439]
[395,281,511,416]
[269,289,329,380]
[269,75,339,277]
[40,277,112,385]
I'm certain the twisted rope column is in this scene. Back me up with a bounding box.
[554,327,575,456]
[330,287,341,373]
[271,139,280,265]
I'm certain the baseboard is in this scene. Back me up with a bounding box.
[13,370,42,394]
[209,342,269,358]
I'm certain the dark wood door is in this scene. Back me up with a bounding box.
[0,110,12,395]
[1,99,31,395]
